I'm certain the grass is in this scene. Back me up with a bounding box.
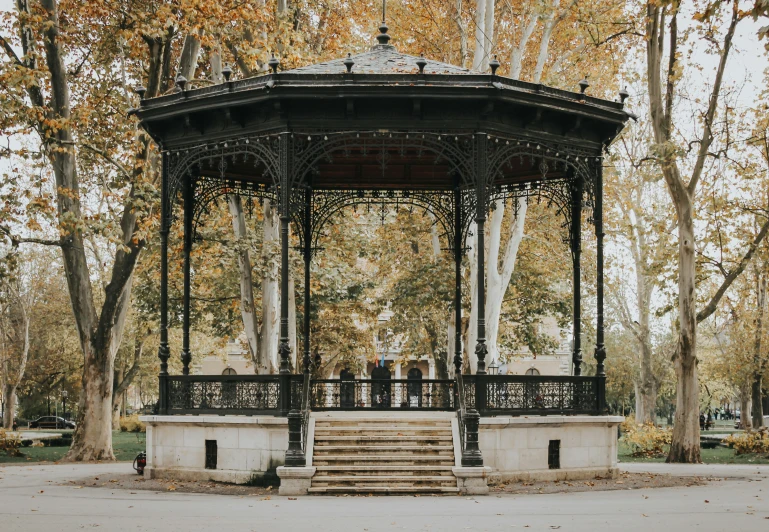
[0,430,145,464]
[618,439,769,465]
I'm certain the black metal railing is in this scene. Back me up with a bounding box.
[467,375,604,416]
[310,379,455,410]
[285,374,307,466]
[300,373,311,454]
[456,372,483,466]
[162,374,282,415]
[158,373,605,418]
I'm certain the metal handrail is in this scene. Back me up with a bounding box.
[300,371,311,454]
[455,373,467,455]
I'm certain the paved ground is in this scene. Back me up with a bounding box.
[1,462,767,532]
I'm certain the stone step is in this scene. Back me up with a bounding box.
[313,457,455,467]
[315,418,451,426]
[309,413,459,495]
[307,486,460,494]
[315,418,452,423]
[313,445,453,453]
[312,415,454,422]
[315,435,454,442]
[315,470,455,477]
[312,476,457,486]
[315,427,451,434]
[315,465,455,472]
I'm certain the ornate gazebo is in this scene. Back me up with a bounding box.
[136,21,630,492]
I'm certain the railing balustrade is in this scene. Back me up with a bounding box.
[158,374,605,417]
[466,375,603,416]
[310,379,455,410]
[163,374,282,415]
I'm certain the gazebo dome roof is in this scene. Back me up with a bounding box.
[285,44,475,76]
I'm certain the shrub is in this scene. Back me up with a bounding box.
[622,422,672,457]
[119,415,146,433]
[0,428,23,456]
[722,427,769,455]
[620,415,637,435]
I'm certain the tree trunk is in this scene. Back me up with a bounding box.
[509,15,538,79]
[465,221,479,371]
[454,0,467,67]
[751,271,766,428]
[740,384,752,430]
[261,199,280,374]
[666,215,700,463]
[2,385,16,430]
[637,338,658,424]
[227,195,267,372]
[176,33,202,82]
[485,198,527,363]
[289,274,297,371]
[471,0,488,71]
[447,321,456,378]
[751,376,764,428]
[112,365,124,431]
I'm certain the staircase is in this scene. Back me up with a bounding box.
[308,413,459,494]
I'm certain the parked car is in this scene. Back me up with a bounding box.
[28,416,75,429]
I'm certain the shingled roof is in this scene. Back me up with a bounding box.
[285,44,476,76]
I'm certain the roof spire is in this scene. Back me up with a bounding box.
[374,0,392,47]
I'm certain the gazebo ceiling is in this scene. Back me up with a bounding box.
[136,24,631,190]
[194,145,560,190]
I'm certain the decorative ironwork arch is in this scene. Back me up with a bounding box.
[164,135,282,225]
[190,176,276,238]
[288,130,478,190]
[289,188,477,259]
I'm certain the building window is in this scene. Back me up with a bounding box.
[222,367,237,375]
[525,368,540,376]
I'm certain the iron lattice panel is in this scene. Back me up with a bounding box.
[310,379,455,410]
[479,376,598,415]
[167,376,281,414]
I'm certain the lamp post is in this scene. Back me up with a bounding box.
[61,390,68,422]
[488,360,499,376]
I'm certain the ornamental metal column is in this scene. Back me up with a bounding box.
[474,133,488,376]
[181,176,194,375]
[280,133,305,466]
[278,133,293,407]
[460,135,485,468]
[157,151,170,415]
[302,186,312,375]
[570,172,583,376]
[593,160,607,412]
[453,184,463,374]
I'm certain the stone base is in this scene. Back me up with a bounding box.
[487,466,619,485]
[139,415,288,485]
[277,466,316,495]
[453,466,492,495]
[144,465,266,484]
[479,415,623,483]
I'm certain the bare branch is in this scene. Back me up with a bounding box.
[697,217,769,323]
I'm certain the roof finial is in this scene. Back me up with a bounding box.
[375,0,392,47]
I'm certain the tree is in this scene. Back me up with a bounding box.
[462,0,629,370]
[606,115,676,423]
[645,0,769,461]
[0,0,270,459]
[0,251,30,428]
